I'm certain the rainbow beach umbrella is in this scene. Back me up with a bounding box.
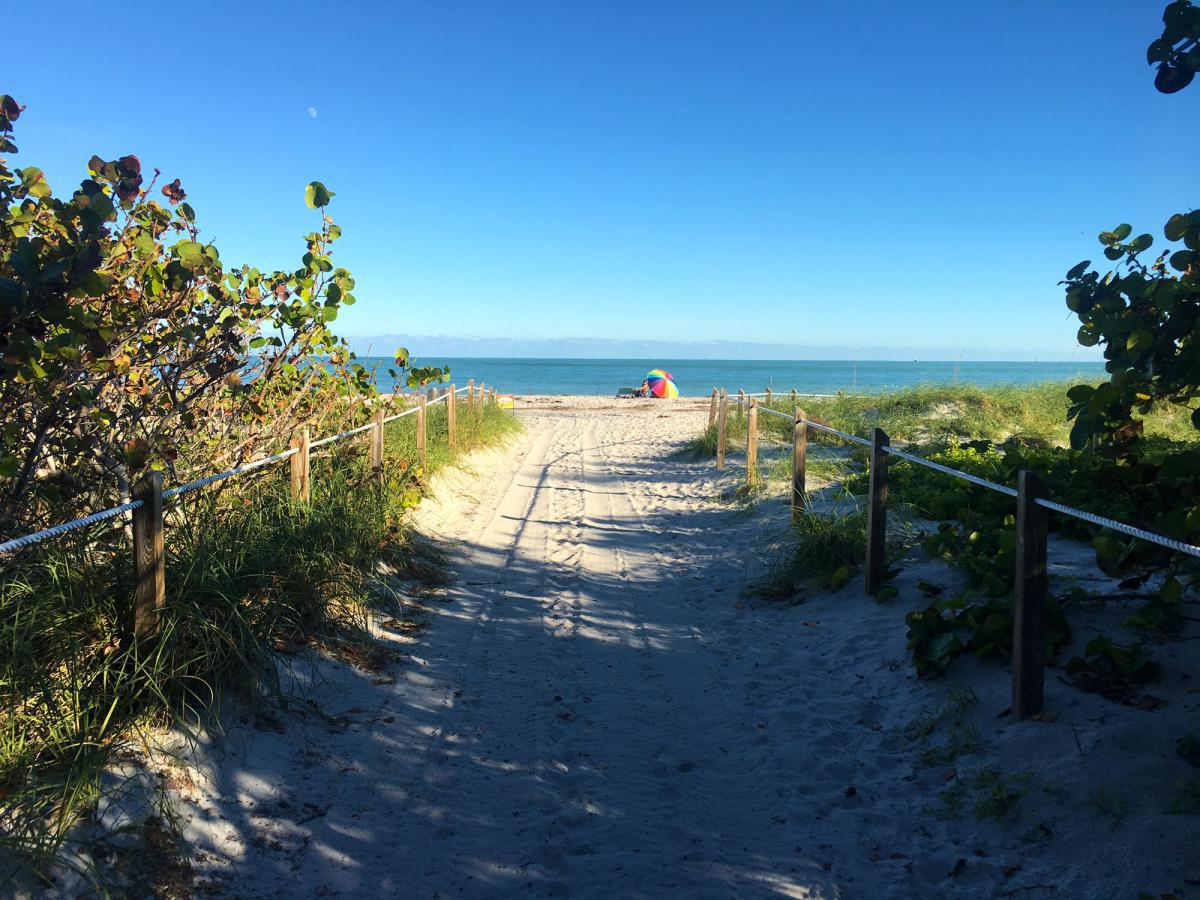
[646,368,679,398]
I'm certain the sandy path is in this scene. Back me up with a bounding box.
[178,401,1200,899]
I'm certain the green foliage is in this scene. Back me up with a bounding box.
[918,722,983,768]
[1147,1,1200,93]
[750,509,867,598]
[0,399,518,879]
[901,684,979,741]
[1124,575,1187,636]
[1064,2,1200,462]
[905,594,1071,679]
[1066,636,1160,704]
[0,95,441,539]
[684,424,719,458]
[938,766,1031,823]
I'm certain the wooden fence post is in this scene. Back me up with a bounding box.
[370,408,385,485]
[790,388,798,407]
[746,401,758,485]
[289,426,310,502]
[765,387,773,408]
[132,471,165,638]
[447,384,457,451]
[708,388,719,430]
[716,392,730,470]
[417,395,427,470]
[792,407,807,522]
[1013,470,1048,719]
[468,378,475,409]
[864,427,890,595]
[737,388,745,420]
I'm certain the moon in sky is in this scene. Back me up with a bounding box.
[307,107,318,119]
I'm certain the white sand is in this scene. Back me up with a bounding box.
[169,397,1200,898]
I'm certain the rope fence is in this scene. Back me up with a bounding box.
[0,500,145,555]
[0,377,504,635]
[708,384,1200,720]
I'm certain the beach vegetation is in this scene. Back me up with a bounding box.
[0,94,519,886]
[748,509,867,598]
[901,684,978,741]
[905,594,1071,679]
[918,722,984,768]
[1065,636,1160,705]
[937,765,1031,824]
[0,94,447,541]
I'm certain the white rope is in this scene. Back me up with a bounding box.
[722,384,1200,559]
[381,385,469,423]
[882,440,1198,557]
[163,447,299,499]
[882,445,1019,498]
[1034,498,1200,558]
[757,406,794,421]
[309,421,376,450]
[0,500,143,554]
[382,406,420,424]
[803,419,873,447]
[1,380,490,556]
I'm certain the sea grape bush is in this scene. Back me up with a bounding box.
[1147,0,1200,94]
[1063,212,1200,455]
[0,95,444,538]
[1064,1,1199,453]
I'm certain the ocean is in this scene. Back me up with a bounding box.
[359,357,1108,397]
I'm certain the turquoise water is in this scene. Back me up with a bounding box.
[361,357,1107,397]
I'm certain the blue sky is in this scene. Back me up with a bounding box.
[9,1,1197,359]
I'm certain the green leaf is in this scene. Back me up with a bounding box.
[1165,213,1189,241]
[178,202,196,222]
[829,565,850,590]
[1066,260,1091,279]
[394,346,410,367]
[1126,329,1154,353]
[16,166,50,199]
[1112,223,1132,241]
[1103,246,1124,261]
[1170,250,1195,272]
[305,181,335,208]
[1129,233,1154,253]
[175,241,206,270]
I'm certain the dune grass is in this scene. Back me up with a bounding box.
[698,382,1199,451]
[744,381,1195,448]
[0,397,518,887]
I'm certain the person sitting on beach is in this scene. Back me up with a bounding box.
[632,380,650,398]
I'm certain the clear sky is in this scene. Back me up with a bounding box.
[9,1,1197,359]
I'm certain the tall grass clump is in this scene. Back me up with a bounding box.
[0,398,519,886]
[750,509,868,599]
